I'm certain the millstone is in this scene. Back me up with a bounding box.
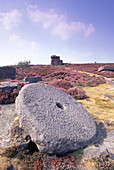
[15,83,100,155]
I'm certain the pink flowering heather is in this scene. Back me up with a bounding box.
[95,154,112,170]
[66,63,114,78]
[50,155,76,170]
[67,87,87,100]
[48,79,73,90]
[0,83,24,104]
[14,64,108,101]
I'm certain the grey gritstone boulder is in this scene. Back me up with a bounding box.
[15,83,100,155]
[0,81,18,92]
[24,76,42,83]
[83,146,109,160]
[98,65,114,72]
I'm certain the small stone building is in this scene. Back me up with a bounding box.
[51,55,63,65]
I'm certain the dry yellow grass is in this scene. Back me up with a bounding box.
[77,82,114,128]
[76,70,100,77]
[0,147,11,170]
[78,156,96,170]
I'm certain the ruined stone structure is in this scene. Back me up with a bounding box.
[51,55,63,65]
[0,66,16,80]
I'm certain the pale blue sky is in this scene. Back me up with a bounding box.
[0,0,114,66]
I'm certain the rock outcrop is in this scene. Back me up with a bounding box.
[0,66,16,80]
[84,129,114,160]
[15,83,101,155]
[0,81,18,92]
[0,104,17,147]
[50,55,63,65]
[98,65,114,72]
[24,76,42,83]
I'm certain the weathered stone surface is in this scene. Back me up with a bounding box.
[98,65,114,72]
[84,129,114,160]
[0,81,18,92]
[15,83,100,155]
[105,78,114,86]
[0,66,16,80]
[0,104,17,147]
[51,55,63,65]
[104,130,114,160]
[0,104,29,148]
[24,76,42,83]
[84,146,109,160]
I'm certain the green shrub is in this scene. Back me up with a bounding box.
[16,60,31,69]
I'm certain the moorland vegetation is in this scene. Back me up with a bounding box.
[0,63,114,169]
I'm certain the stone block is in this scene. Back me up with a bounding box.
[24,76,42,83]
[0,66,16,80]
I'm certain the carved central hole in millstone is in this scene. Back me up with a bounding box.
[56,102,66,110]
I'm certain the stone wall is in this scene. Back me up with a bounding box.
[0,66,16,80]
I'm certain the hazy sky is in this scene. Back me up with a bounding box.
[0,0,114,66]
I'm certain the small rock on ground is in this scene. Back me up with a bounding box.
[84,129,114,160]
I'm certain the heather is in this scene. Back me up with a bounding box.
[1,145,113,169]
[0,64,113,169]
[66,63,114,78]
[44,68,106,87]
[1,145,83,169]
[16,65,56,80]
[95,154,112,170]
[0,83,24,104]
[16,65,106,100]
[0,65,106,103]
